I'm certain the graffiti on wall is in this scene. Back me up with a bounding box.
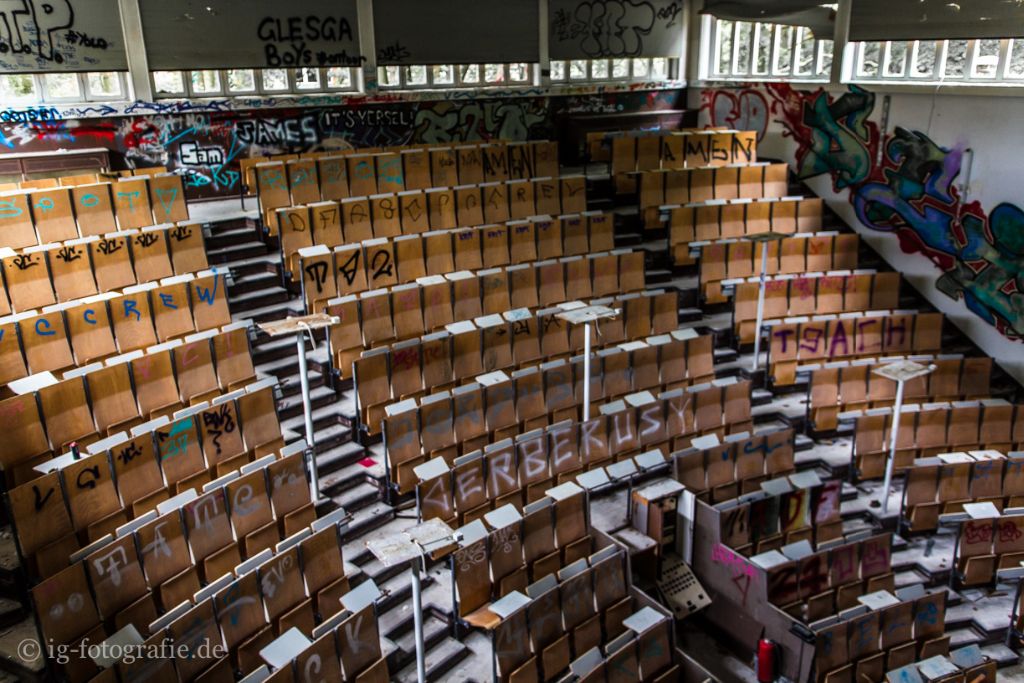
[701,83,1024,341]
[0,88,682,197]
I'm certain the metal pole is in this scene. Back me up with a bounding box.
[411,558,427,683]
[881,379,906,513]
[751,240,769,372]
[583,322,592,421]
[296,331,318,500]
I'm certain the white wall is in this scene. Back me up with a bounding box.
[692,85,1024,386]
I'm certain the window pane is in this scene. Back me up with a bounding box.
[1009,39,1024,77]
[191,70,221,93]
[611,58,629,78]
[405,65,427,85]
[432,65,454,84]
[857,42,881,77]
[884,42,908,77]
[509,63,530,82]
[753,23,771,74]
[0,74,37,100]
[912,40,937,77]
[87,72,121,97]
[632,58,649,78]
[795,27,815,75]
[483,64,504,83]
[944,40,969,78]
[817,41,833,76]
[775,26,793,74]
[227,69,256,92]
[380,65,401,87]
[550,60,566,80]
[651,57,669,79]
[44,73,81,99]
[735,22,752,74]
[295,68,321,90]
[591,59,609,79]
[326,67,352,89]
[569,59,587,79]
[973,39,1001,78]
[715,20,734,75]
[153,71,185,95]
[460,64,480,83]
[261,69,288,91]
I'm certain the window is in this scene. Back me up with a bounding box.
[151,67,358,98]
[377,63,537,89]
[0,74,39,102]
[550,58,678,83]
[847,38,1024,83]
[0,72,129,105]
[227,69,256,93]
[706,16,833,81]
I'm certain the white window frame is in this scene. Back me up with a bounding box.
[149,67,359,99]
[703,14,832,82]
[846,37,1024,85]
[0,71,131,104]
[550,57,678,83]
[377,63,541,90]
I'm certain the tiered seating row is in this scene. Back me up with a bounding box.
[385,376,753,493]
[0,268,231,385]
[767,311,944,386]
[325,249,647,376]
[353,291,685,428]
[0,174,189,249]
[733,270,901,343]
[904,451,1024,531]
[669,196,824,265]
[638,162,789,223]
[853,400,1024,478]
[699,232,859,303]
[0,220,208,314]
[807,355,993,431]
[296,209,607,310]
[11,375,284,580]
[253,140,560,211]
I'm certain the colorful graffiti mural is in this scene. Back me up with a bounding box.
[0,88,682,198]
[702,83,1024,341]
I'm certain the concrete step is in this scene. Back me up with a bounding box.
[315,440,369,477]
[228,286,292,313]
[330,481,381,513]
[229,270,283,297]
[207,240,270,265]
[277,384,337,422]
[206,225,262,250]
[393,636,471,683]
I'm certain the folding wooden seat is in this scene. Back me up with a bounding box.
[165,600,223,680]
[299,517,349,622]
[56,446,123,539]
[112,285,157,352]
[151,274,196,341]
[482,224,510,269]
[481,182,510,225]
[198,395,247,475]
[370,194,401,238]
[397,190,429,235]
[113,177,153,230]
[3,246,55,312]
[481,144,510,183]
[346,155,377,197]
[211,321,254,390]
[238,378,284,457]
[20,306,75,376]
[0,313,25,385]
[47,238,98,302]
[130,225,174,283]
[30,187,79,243]
[100,431,163,518]
[340,197,372,243]
[269,445,315,534]
[8,469,75,577]
[454,185,484,228]
[397,149,429,192]
[284,159,319,207]
[84,534,149,624]
[508,180,535,220]
[37,371,96,451]
[610,136,636,176]
[148,174,188,224]
[391,284,424,340]
[374,153,404,194]
[0,191,39,249]
[159,222,205,278]
[427,188,457,230]
[359,288,395,347]
[127,345,178,422]
[393,234,427,285]
[420,275,454,331]
[317,156,349,200]
[190,269,231,331]
[31,562,101,654]
[454,146,484,186]
[305,202,342,249]
[256,162,291,217]
[90,231,135,291]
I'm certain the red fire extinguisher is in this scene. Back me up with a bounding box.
[756,639,778,683]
